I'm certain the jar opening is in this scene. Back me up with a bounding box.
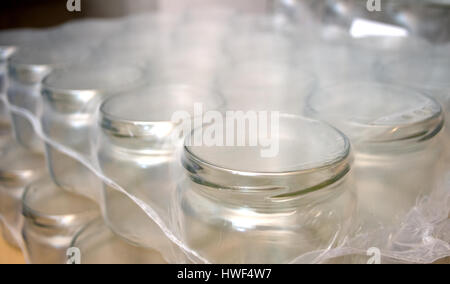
[22,177,98,228]
[100,85,224,138]
[307,83,444,145]
[183,115,351,197]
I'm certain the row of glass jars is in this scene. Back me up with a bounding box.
[0,12,449,264]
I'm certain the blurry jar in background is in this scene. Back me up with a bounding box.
[218,61,316,113]
[294,42,375,88]
[377,56,450,134]
[125,12,179,36]
[0,29,44,128]
[224,32,294,66]
[41,64,145,201]
[178,115,356,264]
[0,143,45,248]
[95,29,172,82]
[7,40,91,152]
[71,218,166,264]
[349,35,433,79]
[224,15,296,66]
[22,176,99,264]
[307,83,445,230]
[97,85,223,253]
[163,22,229,89]
[49,18,123,48]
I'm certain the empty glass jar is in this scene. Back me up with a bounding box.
[7,40,90,152]
[378,56,450,131]
[97,85,223,252]
[22,176,99,264]
[177,115,356,263]
[71,218,166,264]
[0,143,45,248]
[41,64,145,201]
[307,83,445,230]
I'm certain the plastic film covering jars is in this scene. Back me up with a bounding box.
[178,115,356,263]
[71,218,166,264]
[97,85,223,255]
[307,83,445,230]
[22,176,99,264]
[41,64,146,201]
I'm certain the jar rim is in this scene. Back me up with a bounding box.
[22,177,99,228]
[0,144,45,187]
[306,82,444,144]
[182,114,352,196]
[42,65,146,108]
[100,84,224,138]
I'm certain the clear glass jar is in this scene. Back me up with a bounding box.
[97,85,223,250]
[0,143,45,248]
[22,176,99,264]
[41,64,145,201]
[0,29,43,125]
[177,115,356,264]
[71,218,166,264]
[7,41,90,152]
[307,83,445,230]
[377,56,450,134]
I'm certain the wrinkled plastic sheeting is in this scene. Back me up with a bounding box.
[0,14,449,264]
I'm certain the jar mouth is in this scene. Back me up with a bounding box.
[0,145,45,187]
[307,82,444,144]
[182,114,352,197]
[8,62,52,85]
[100,84,224,138]
[9,43,92,84]
[42,65,145,111]
[22,177,99,228]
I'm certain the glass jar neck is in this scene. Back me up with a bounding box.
[182,147,353,210]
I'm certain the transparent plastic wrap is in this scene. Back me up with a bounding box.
[0,11,448,264]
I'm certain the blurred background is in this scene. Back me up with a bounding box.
[0,0,272,29]
[1,0,449,42]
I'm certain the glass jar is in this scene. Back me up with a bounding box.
[22,176,99,264]
[0,143,45,248]
[177,115,356,264]
[97,85,223,251]
[0,29,43,125]
[70,218,166,264]
[41,64,145,201]
[377,56,450,134]
[7,40,90,152]
[307,83,445,230]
